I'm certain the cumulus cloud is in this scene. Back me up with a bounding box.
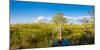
[64,16,91,24]
[34,16,51,23]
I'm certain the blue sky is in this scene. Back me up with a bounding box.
[10,0,94,24]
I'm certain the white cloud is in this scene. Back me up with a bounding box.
[34,16,51,23]
[64,16,91,24]
[34,16,45,22]
[33,15,91,24]
[36,16,45,20]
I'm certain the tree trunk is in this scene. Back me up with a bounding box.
[58,24,62,41]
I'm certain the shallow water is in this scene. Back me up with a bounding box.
[53,39,71,47]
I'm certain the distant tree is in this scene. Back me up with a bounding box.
[82,9,95,25]
[88,10,95,17]
[52,12,67,41]
[82,17,89,25]
[88,10,95,24]
[89,16,95,24]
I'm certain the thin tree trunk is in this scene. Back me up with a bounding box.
[58,24,62,41]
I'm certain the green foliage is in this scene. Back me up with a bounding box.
[52,12,67,24]
[10,13,94,50]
